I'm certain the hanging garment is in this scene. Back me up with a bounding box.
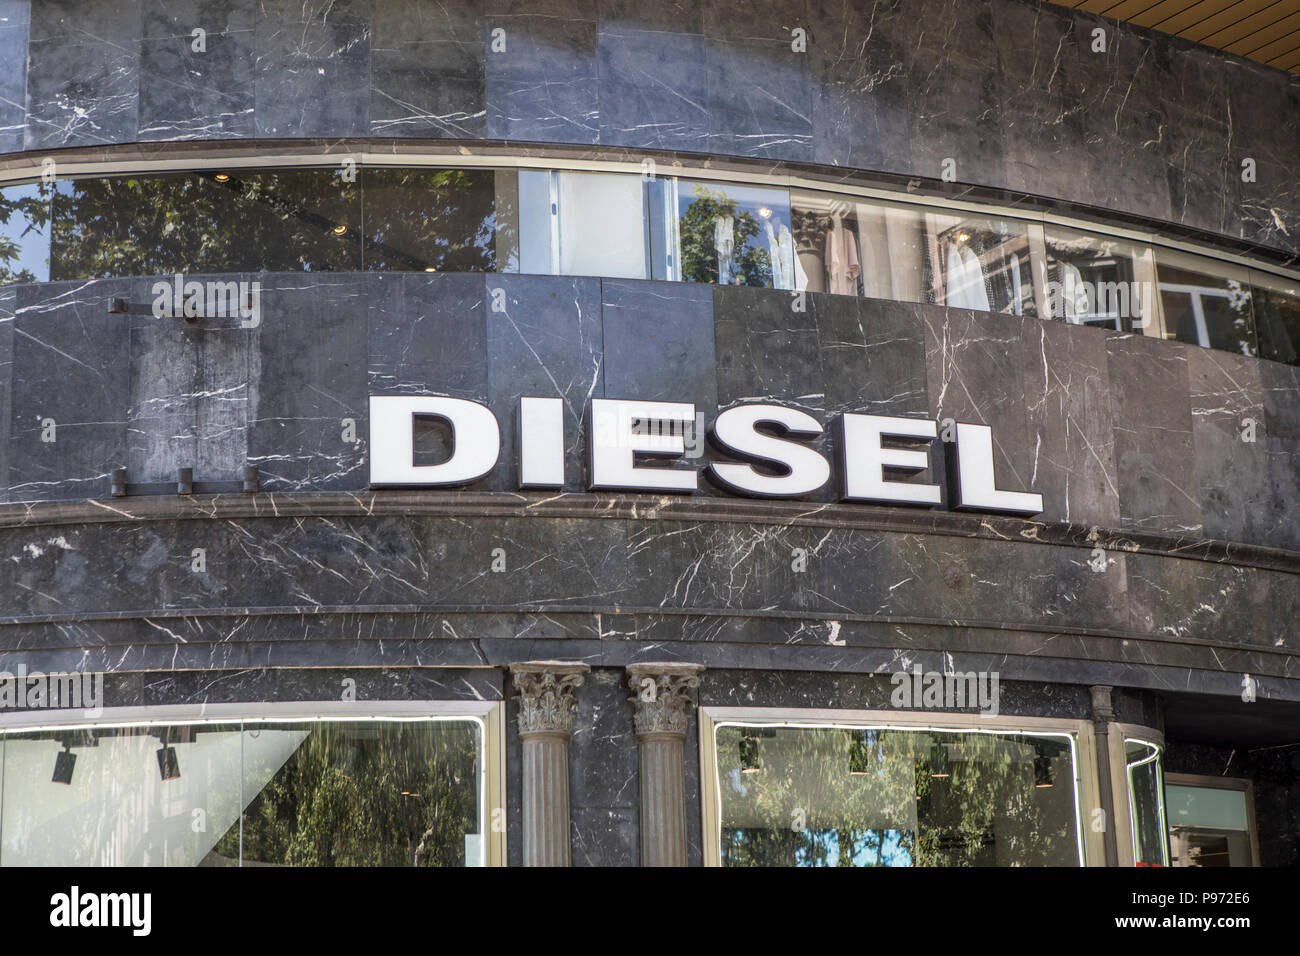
[714,217,735,284]
[765,220,797,290]
[1010,253,1023,316]
[946,244,990,311]
[825,214,861,295]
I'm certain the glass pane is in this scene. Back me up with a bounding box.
[235,720,482,867]
[0,181,52,284]
[362,168,501,273]
[47,169,362,279]
[791,193,928,301]
[678,181,791,289]
[1042,225,1153,331]
[557,171,647,279]
[927,213,1036,316]
[1155,249,1256,355]
[1166,784,1248,830]
[1251,269,1300,366]
[0,723,244,866]
[715,725,1080,866]
[1124,739,1167,866]
[517,169,555,275]
[0,718,483,867]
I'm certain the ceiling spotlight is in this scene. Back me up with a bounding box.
[424,266,437,273]
[332,224,348,236]
[52,742,76,785]
[213,173,230,183]
[957,232,970,242]
[739,733,762,774]
[757,206,773,219]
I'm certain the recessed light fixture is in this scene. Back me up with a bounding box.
[213,173,230,183]
[424,266,437,273]
[332,224,348,236]
[957,232,970,242]
[758,206,773,219]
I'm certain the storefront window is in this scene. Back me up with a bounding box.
[713,723,1082,866]
[928,213,1037,317]
[0,717,485,867]
[1251,270,1300,366]
[362,167,502,273]
[1155,249,1257,355]
[1124,739,1168,866]
[1165,776,1257,867]
[791,193,928,301]
[1042,225,1156,332]
[3,161,1299,369]
[675,180,791,289]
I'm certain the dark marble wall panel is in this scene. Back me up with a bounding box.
[714,284,823,412]
[252,0,372,138]
[992,0,1089,204]
[703,0,812,161]
[814,296,929,419]
[371,0,485,138]
[1105,333,1202,537]
[1076,21,1175,229]
[8,279,132,500]
[485,274,602,492]
[923,307,1035,511]
[596,24,707,152]
[0,0,29,154]
[484,0,599,144]
[1188,347,1271,545]
[24,0,139,149]
[1022,320,1120,527]
[139,0,256,141]
[807,0,910,173]
[569,666,640,866]
[368,272,487,399]
[1228,60,1300,255]
[903,0,1004,190]
[1259,360,1300,553]
[247,273,369,491]
[601,279,716,406]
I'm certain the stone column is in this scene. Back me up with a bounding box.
[511,661,590,867]
[1090,684,1119,867]
[626,662,706,867]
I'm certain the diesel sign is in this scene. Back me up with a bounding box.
[368,395,1044,517]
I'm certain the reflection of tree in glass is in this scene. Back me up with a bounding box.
[0,184,51,284]
[363,168,500,272]
[717,727,1076,867]
[678,184,772,287]
[214,722,479,867]
[46,171,364,278]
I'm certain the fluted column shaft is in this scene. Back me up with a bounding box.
[511,661,590,867]
[626,663,705,867]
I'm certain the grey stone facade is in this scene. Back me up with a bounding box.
[0,0,1296,866]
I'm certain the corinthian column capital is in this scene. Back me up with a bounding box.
[511,661,591,737]
[626,662,706,738]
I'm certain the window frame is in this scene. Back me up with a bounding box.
[698,706,1104,867]
[1163,771,1261,868]
[0,698,507,867]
